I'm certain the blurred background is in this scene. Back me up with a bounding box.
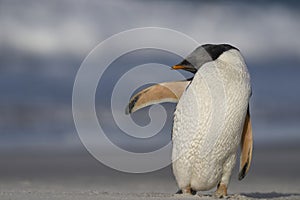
[0,0,299,197]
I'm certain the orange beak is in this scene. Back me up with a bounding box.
[171,65,197,73]
[171,65,187,70]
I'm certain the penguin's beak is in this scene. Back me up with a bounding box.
[171,65,197,74]
[172,65,186,70]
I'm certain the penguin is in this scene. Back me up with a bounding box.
[126,44,253,198]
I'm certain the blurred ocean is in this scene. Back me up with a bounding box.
[0,0,300,151]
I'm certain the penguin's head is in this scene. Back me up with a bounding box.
[172,44,239,73]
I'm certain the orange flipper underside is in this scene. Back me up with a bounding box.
[239,108,253,180]
[126,81,190,114]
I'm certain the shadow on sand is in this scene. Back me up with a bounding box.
[242,192,300,199]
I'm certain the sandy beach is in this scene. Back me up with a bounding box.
[0,143,299,200]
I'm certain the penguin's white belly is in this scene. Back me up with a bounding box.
[172,62,251,190]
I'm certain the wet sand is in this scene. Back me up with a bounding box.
[0,143,299,200]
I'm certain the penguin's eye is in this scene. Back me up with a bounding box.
[180,59,192,66]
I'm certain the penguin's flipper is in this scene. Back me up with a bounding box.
[239,108,253,180]
[125,81,190,114]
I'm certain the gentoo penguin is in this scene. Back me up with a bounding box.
[126,44,253,198]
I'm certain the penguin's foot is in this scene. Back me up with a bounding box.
[191,189,197,195]
[214,183,228,198]
[176,189,183,194]
[176,186,197,195]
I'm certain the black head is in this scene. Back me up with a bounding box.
[172,44,239,73]
[202,44,239,60]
